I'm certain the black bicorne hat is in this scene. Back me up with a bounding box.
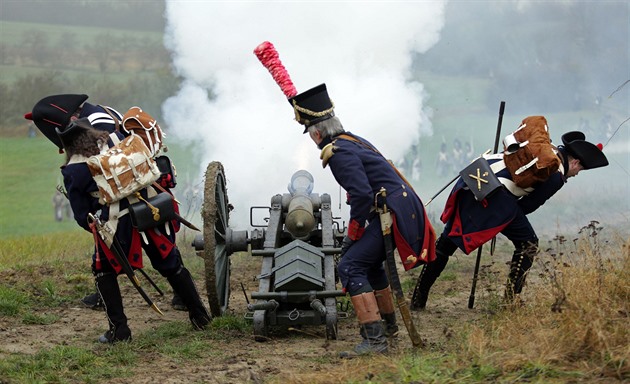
[288,83,335,133]
[561,131,608,170]
[24,94,89,149]
[55,117,94,150]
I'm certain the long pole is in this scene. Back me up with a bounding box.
[468,101,505,309]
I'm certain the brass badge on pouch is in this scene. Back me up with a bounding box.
[459,157,502,201]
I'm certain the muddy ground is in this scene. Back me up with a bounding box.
[0,249,492,384]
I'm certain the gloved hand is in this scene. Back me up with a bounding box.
[340,236,355,258]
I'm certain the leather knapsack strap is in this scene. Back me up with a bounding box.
[336,133,418,196]
[98,105,121,132]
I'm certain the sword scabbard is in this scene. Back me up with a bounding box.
[378,188,424,348]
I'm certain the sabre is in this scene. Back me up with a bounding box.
[377,188,424,348]
[87,213,164,315]
[424,174,458,207]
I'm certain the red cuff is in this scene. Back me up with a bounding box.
[347,219,365,241]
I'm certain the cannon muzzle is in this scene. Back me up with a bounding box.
[283,170,319,239]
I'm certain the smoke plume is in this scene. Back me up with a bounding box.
[163,1,446,227]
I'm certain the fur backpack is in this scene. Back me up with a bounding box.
[86,133,160,204]
[122,106,165,156]
[502,116,561,188]
[86,107,166,204]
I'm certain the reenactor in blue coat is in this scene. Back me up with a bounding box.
[25,95,209,342]
[412,130,609,309]
[56,118,211,343]
[25,94,187,311]
[290,84,436,356]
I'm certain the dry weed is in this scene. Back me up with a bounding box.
[465,223,629,381]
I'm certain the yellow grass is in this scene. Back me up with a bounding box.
[465,229,629,380]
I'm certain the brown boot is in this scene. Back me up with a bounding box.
[339,292,388,358]
[375,286,398,337]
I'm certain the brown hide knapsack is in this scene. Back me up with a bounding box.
[86,107,165,204]
[503,116,561,188]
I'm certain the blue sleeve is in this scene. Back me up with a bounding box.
[328,144,372,228]
[518,171,565,215]
[62,164,103,231]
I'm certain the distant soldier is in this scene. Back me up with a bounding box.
[409,144,422,181]
[52,190,66,222]
[451,138,464,173]
[464,140,475,164]
[435,142,449,177]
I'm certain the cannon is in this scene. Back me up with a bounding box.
[193,162,347,340]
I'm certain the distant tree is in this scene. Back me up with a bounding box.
[20,30,50,66]
[0,71,69,128]
[1,1,165,32]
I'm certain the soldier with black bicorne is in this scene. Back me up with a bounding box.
[25,96,211,343]
[25,94,187,311]
[412,127,609,310]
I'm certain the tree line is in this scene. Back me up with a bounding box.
[0,30,177,131]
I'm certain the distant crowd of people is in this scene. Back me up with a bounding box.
[398,138,476,181]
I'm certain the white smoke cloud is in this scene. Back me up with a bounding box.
[162,1,446,227]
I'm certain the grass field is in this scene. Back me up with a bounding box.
[0,20,162,47]
[0,136,204,240]
[0,220,627,383]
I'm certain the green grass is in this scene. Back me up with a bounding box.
[0,137,80,238]
[0,20,162,47]
[0,314,251,383]
[0,137,204,240]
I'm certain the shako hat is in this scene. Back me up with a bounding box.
[24,94,88,150]
[561,131,608,170]
[252,42,335,133]
[288,84,335,133]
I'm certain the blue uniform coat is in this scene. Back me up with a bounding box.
[321,132,436,293]
[441,151,568,254]
[62,132,180,275]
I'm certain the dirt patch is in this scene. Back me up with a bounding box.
[0,251,491,383]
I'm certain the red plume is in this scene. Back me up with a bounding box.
[254,41,298,98]
[597,143,603,151]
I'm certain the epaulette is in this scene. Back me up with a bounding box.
[320,142,336,168]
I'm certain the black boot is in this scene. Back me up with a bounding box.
[95,273,131,343]
[340,292,388,358]
[171,292,187,311]
[505,240,538,303]
[355,321,388,355]
[167,267,212,330]
[381,313,399,337]
[411,235,456,310]
[81,291,104,310]
[411,251,450,310]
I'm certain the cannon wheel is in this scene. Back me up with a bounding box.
[202,161,230,317]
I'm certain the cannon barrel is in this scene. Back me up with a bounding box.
[283,170,318,239]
